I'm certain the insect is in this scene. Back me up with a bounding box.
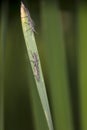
[30,51,40,81]
[21,3,36,33]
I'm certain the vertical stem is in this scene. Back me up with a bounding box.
[78,3,87,130]
[0,1,9,130]
[41,1,74,130]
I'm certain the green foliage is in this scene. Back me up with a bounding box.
[21,2,54,130]
[0,1,9,130]
[41,1,74,130]
[78,4,87,130]
[0,0,87,130]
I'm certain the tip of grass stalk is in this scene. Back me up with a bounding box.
[20,1,27,18]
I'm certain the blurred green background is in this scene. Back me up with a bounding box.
[0,0,87,130]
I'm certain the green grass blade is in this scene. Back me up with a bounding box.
[41,1,74,130]
[0,2,9,130]
[20,2,54,130]
[78,3,87,130]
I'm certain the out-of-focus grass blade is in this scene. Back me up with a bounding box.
[0,1,8,130]
[41,1,74,130]
[78,3,87,130]
[61,10,80,130]
[20,2,54,130]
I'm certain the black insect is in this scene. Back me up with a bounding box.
[30,51,40,81]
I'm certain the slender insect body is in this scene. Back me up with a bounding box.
[30,51,40,81]
[26,8,35,32]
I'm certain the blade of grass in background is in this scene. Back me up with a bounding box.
[61,9,80,130]
[41,1,74,130]
[0,1,9,130]
[20,2,54,130]
[4,14,35,130]
[78,2,87,130]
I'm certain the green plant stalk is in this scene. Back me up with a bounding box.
[41,1,74,130]
[78,3,87,130]
[0,1,9,130]
[20,2,54,130]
